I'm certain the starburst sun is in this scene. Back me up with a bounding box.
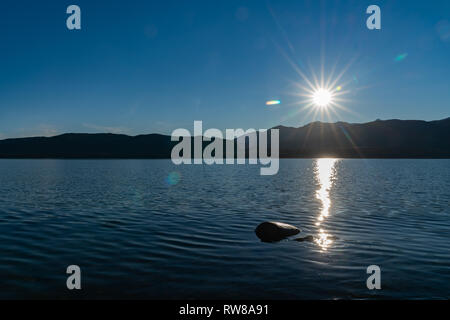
[287,66,354,121]
[312,88,333,108]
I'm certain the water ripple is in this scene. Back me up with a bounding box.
[0,159,449,299]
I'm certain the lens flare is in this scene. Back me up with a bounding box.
[166,171,181,186]
[266,100,281,105]
[395,53,408,62]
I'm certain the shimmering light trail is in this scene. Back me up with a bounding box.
[314,158,338,251]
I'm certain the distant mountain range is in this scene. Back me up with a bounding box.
[1,118,449,158]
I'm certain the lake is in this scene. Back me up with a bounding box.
[0,159,449,299]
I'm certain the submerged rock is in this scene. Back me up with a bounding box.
[255,221,300,242]
[294,235,315,242]
[294,234,339,242]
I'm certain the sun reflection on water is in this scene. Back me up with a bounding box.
[314,158,338,251]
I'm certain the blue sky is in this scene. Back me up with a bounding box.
[0,0,448,138]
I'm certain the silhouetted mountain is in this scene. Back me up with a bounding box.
[277,118,450,158]
[0,133,177,158]
[0,118,449,158]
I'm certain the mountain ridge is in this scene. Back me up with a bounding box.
[1,118,449,158]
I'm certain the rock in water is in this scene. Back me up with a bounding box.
[255,221,300,242]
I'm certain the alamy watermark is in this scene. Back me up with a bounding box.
[66,5,81,30]
[66,5,380,31]
[366,265,381,290]
[171,121,279,176]
[66,265,81,290]
[366,5,381,30]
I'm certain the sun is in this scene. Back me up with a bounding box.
[313,88,332,107]
[277,50,357,123]
[280,55,355,123]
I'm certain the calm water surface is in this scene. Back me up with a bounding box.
[0,159,449,299]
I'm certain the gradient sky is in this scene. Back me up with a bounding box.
[0,0,449,138]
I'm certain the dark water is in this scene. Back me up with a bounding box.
[0,159,449,299]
